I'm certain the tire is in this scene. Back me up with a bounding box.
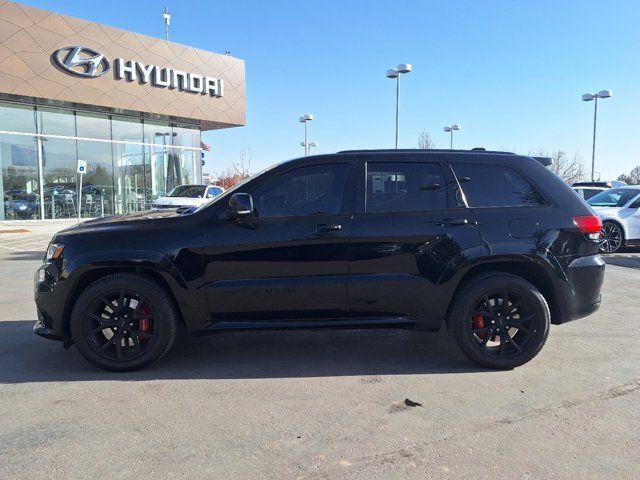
[70,273,178,372]
[599,221,624,254]
[446,273,550,369]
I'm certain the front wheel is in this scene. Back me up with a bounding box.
[447,273,550,369]
[70,273,178,371]
[599,221,624,253]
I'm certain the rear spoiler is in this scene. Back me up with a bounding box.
[532,156,552,167]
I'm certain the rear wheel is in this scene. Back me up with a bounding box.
[70,273,178,371]
[599,221,624,253]
[447,273,550,369]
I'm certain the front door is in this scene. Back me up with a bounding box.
[202,161,354,321]
[348,157,480,324]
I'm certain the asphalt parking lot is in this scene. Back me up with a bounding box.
[0,225,639,479]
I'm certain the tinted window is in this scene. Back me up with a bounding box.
[168,185,206,198]
[587,188,640,207]
[366,162,447,212]
[252,164,348,218]
[452,163,544,207]
[582,188,604,200]
[207,186,224,197]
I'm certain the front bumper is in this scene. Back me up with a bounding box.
[33,262,67,342]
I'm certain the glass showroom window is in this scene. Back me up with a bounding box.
[113,116,147,211]
[0,134,40,220]
[77,113,114,217]
[173,123,200,188]
[37,107,79,219]
[40,137,78,219]
[77,139,114,217]
[0,102,38,220]
[38,106,76,137]
[144,120,173,198]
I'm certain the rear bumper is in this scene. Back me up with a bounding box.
[553,254,605,324]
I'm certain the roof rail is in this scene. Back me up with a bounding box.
[337,148,515,155]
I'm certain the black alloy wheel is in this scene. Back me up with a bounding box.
[599,222,623,253]
[70,273,178,371]
[447,273,550,369]
[468,291,540,358]
[83,290,157,362]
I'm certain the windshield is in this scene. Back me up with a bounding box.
[167,185,207,198]
[587,188,640,207]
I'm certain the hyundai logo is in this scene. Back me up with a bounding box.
[52,46,111,78]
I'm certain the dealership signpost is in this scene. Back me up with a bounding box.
[77,160,86,224]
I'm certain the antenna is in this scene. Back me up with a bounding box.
[163,7,171,41]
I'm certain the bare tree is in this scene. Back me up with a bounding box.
[417,130,434,149]
[617,165,640,185]
[211,148,253,189]
[530,149,586,184]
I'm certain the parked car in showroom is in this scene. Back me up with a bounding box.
[151,184,225,210]
[587,185,640,253]
[34,149,604,372]
[4,192,39,219]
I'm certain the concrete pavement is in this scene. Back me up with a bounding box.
[0,242,638,479]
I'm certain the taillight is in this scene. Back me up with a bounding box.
[573,215,602,240]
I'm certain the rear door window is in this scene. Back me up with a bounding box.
[366,162,448,212]
[451,163,544,207]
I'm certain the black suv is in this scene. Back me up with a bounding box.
[34,150,605,371]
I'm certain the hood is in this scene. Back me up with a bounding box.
[153,196,206,207]
[56,209,186,236]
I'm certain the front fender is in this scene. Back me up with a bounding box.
[59,249,207,332]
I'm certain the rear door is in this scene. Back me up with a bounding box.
[347,156,480,324]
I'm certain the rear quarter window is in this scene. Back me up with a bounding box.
[451,163,545,207]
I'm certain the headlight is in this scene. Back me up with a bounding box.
[46,243,65,260]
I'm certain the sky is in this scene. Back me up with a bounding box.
[26,0,640,180]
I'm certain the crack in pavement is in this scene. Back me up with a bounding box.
[302,378,640,479]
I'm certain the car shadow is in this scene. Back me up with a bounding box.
[603,251,640,269]
[3,250,45,261]
[0,320,485,384]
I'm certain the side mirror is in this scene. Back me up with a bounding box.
[227,193,254,219]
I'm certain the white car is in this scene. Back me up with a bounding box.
[152,185,225,210]
[573,185,608,200]
[587,186,640,253]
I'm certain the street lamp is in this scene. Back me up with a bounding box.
[443,124,462,149]
[386,63,412,148]
[582,90,612,181]
[299,114,314,156]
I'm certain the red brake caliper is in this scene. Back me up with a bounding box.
[137,303,152,342]
[473,314,488,340]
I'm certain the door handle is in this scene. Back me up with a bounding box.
[309,224,342,233]
[436,218,469,227]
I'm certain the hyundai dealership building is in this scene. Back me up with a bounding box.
[0,1,246,220]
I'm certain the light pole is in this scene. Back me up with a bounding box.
[443,124,462,149]
[163,7,171,41]
[299,114,314,156]
[386,63,412,148]
[582,90,612,181]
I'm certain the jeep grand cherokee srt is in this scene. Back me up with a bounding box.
[34,149,605,371]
